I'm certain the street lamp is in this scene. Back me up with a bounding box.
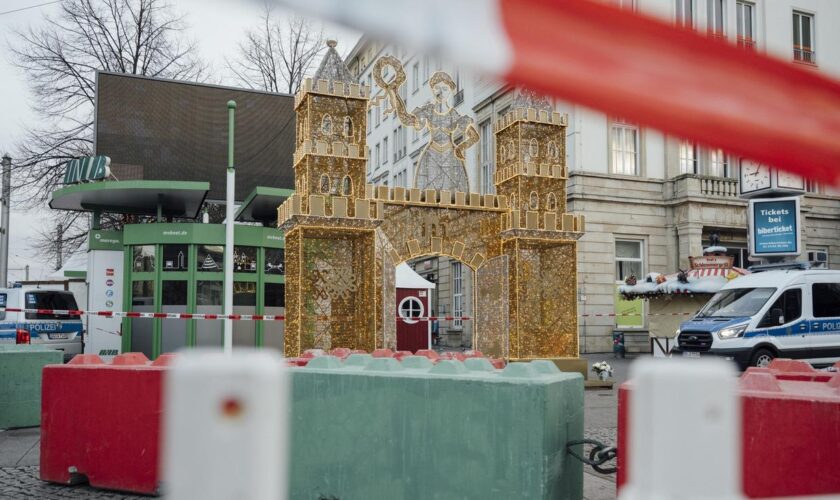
[223,101,236,355]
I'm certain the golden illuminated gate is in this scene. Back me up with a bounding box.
[278,43,584,362]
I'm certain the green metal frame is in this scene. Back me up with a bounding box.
[120,222,285,358]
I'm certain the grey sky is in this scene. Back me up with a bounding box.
[0,0,360,282]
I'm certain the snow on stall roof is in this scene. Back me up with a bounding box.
[619,268,749,299]
[396,263,436,290]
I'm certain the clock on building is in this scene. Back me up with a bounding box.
[740,159,806,198]
[776,170,805,191]
[739,159,771,196]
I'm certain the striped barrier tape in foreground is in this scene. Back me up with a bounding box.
[0,307,695,320]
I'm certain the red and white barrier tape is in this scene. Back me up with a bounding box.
[1,307,693,321]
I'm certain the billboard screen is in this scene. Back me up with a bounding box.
[95,72,296,201]
[748,197,801,257]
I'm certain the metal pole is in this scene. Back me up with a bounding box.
[0,155,11,287]
[223,101,236,355]
[56,223,63,271]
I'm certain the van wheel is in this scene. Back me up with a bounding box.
[750,348,775,368]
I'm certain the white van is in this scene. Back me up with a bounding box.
[0,287,84,362]
[671,269,840,369]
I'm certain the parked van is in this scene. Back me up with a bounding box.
[671,269,840,369]
[0,287,84,362]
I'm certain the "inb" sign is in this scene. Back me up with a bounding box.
[63,156,111,184]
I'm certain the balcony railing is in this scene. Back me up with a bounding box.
[671,174,740,200]
[737,36,755,50]
[794,45,816,64]
[453,89,464,106]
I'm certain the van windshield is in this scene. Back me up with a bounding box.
[696,287,776,318]
[24,291,81,320]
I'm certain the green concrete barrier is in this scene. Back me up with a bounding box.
[0,345,63,429]
[291,355,584,499]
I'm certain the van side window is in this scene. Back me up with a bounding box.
[813,283,840,318]
[758,289,801,328]
[0,293,6,321]
[24,292,80,320]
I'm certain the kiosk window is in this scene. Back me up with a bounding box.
[265,248,285,275]
[162,281,187,305]
[132,245,155,272]
[197,245,224,272]
[196,281,222,306]
[132,281,155,307]
[813,283,840,318]
[0,293,6,320]
[234,246,257,273]
[265,283,285,308]
[759,289,801,328]
[162,245,188,272]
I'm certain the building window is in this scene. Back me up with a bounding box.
[375,143,381,169]
[343,116,353,139]
[412,61,420,93]
[452,261,463,328]
[610,121,639,176]
[675,0,693,28]
[367,110,372,134]
[805,178,820,194]
[423,56,430,82]
[615,240,643,281]
[321,114,332,135]
[412,126,419,143]
[736,1,755,49]
[342,175,353,196]
[613,0,636,10]
[709,149,728,177]
[547,193,558,211]
[383,137,389,164]
[708,0,726,37]
[375,105,381,127]
[793,11,815,64]
[679,141,697,174]
[529,191,539,210]
[479,120,494,194]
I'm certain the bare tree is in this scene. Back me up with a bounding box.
[9,0,205,261]
[228,4,324,95]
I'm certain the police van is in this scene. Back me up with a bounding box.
[0,287,83,362]
[671,268,840,369]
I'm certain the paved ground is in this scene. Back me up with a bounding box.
[0,352,637,499]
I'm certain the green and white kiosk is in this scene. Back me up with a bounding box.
[50,178,291,359]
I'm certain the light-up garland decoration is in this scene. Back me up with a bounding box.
[279,44,585,360]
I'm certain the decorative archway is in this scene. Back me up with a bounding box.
[278,46,585,362]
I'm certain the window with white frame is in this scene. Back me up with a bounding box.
[708,148,728,177]
[367,110,372,134]
[708,0,726,36]
[480,120,494,194]
[423,56,430,82]
[675,0,693,28]
[412,126,419,143]
[805,178,820,194]
[679,141,697,174]
[452,261,463,327]
[366,147,371,174]
[736,1,755,48]
[375,105,381,127]
[375,144,381,170]
[615,240,644,281]
[793,11,815,64]
[383,137,389,164]
[412,61,420,93]
[610,120,639,176]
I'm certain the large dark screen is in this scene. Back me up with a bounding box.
[95,72,295,201]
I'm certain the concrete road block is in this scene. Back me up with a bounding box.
[0,345,62,429]
[290,358,584,500]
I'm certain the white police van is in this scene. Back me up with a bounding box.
[671,268,840,369]
[0,287,83,362]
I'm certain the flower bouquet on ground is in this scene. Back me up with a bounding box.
[591,361,613,381]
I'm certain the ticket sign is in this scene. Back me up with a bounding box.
[748,196,801,257]
[63,155,111,184]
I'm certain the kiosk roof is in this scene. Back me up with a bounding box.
[50,180,209,218]
[234,186,294,225]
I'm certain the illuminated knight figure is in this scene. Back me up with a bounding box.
[373,56,479,192]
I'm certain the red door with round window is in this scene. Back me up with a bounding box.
[396,288,429,353]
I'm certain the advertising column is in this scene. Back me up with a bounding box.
[86,230,124,359]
